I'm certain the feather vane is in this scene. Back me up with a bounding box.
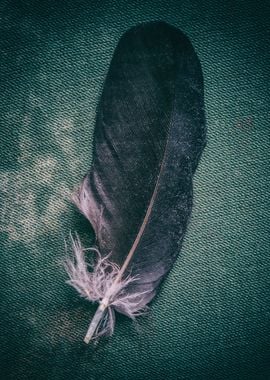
[65,21,206,343]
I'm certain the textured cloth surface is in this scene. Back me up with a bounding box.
[0,1,269,379]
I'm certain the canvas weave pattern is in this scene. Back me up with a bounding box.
[0,1,269,379]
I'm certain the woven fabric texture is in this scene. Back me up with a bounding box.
[0,1,269,379]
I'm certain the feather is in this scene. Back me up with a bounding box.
[65,21,206,343]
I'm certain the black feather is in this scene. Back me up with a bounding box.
[66,21,206,342]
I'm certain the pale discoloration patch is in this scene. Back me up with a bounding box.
[0,169,71,243]
[51,116,84,176]
[42,184,71,229]
[0,115,84,244]
[33,157,58,185]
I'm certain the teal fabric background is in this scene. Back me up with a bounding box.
[0,1,269,379]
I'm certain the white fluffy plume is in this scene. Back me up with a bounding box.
[64,234,148,339]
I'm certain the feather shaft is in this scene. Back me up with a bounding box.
[114,152,163,282]
[83,136,168,342]
[84,302,107,344]
[83,168,160,342]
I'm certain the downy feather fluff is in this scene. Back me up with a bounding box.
[65,21,206,343]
